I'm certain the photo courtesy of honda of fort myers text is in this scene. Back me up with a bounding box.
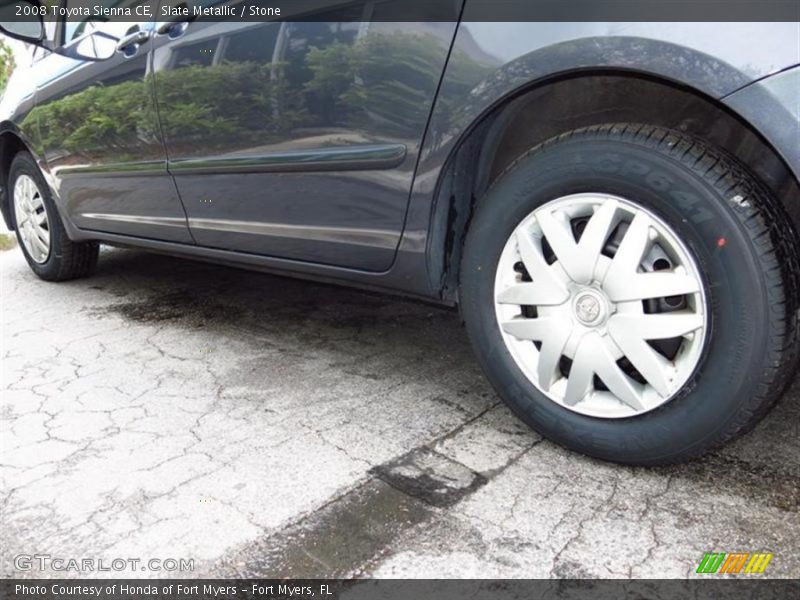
[1,0,800,598]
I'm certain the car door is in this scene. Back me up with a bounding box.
[152,0,460,270]
[29,0,193,243]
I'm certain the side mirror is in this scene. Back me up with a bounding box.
[59,29,119,62]
[0,0,46,44]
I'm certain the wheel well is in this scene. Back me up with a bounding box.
[432,72,800,302]
[0,131,28,230]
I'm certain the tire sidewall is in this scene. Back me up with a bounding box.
[461,136,771,463]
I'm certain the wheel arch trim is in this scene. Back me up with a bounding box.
[0,123,48,231]
[413,67,800,303]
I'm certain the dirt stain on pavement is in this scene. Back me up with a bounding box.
[213,480,434,578]
[95,289,246,326]
[372,447,488,508]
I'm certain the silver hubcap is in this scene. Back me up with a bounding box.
[13,174,50,264]
[494,194,707,419]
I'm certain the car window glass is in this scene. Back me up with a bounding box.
[171,37,217,67]
[223,24,279,64]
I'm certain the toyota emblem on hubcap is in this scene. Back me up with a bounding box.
[574,293,603,325]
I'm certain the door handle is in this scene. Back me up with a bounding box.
[116,30,151,55]
[156,18,192,38]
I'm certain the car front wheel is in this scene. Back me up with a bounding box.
[10,151,98,281]
[460,123,799,465]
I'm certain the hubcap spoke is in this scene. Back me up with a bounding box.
[500,317,572,391]
[537,324,571,391]
[607,312,703,397]
[514,230,570,302]
[497,282,568,306]
[621,340,673,397]
[563,335,597,406]
[609,211,652,274]
[564,333,645,411]
[33,223,50,246]
[500,316,570,342]
[606,271,700,302]
[30,229,48,254]
[602,211,700,301]
[609,312,703,340]
[495,193,707,419]
[32,214,48,236]
[536,199,620,284]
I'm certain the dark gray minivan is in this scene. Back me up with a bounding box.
[1,0,799,465]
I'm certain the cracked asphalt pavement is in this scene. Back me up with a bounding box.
[2,245,800,579]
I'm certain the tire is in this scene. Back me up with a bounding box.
[460,123,800,465]
[9,151,98,281]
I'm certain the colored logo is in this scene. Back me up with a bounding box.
[696,552,773,574]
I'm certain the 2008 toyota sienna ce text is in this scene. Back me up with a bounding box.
[2,0,799,465]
